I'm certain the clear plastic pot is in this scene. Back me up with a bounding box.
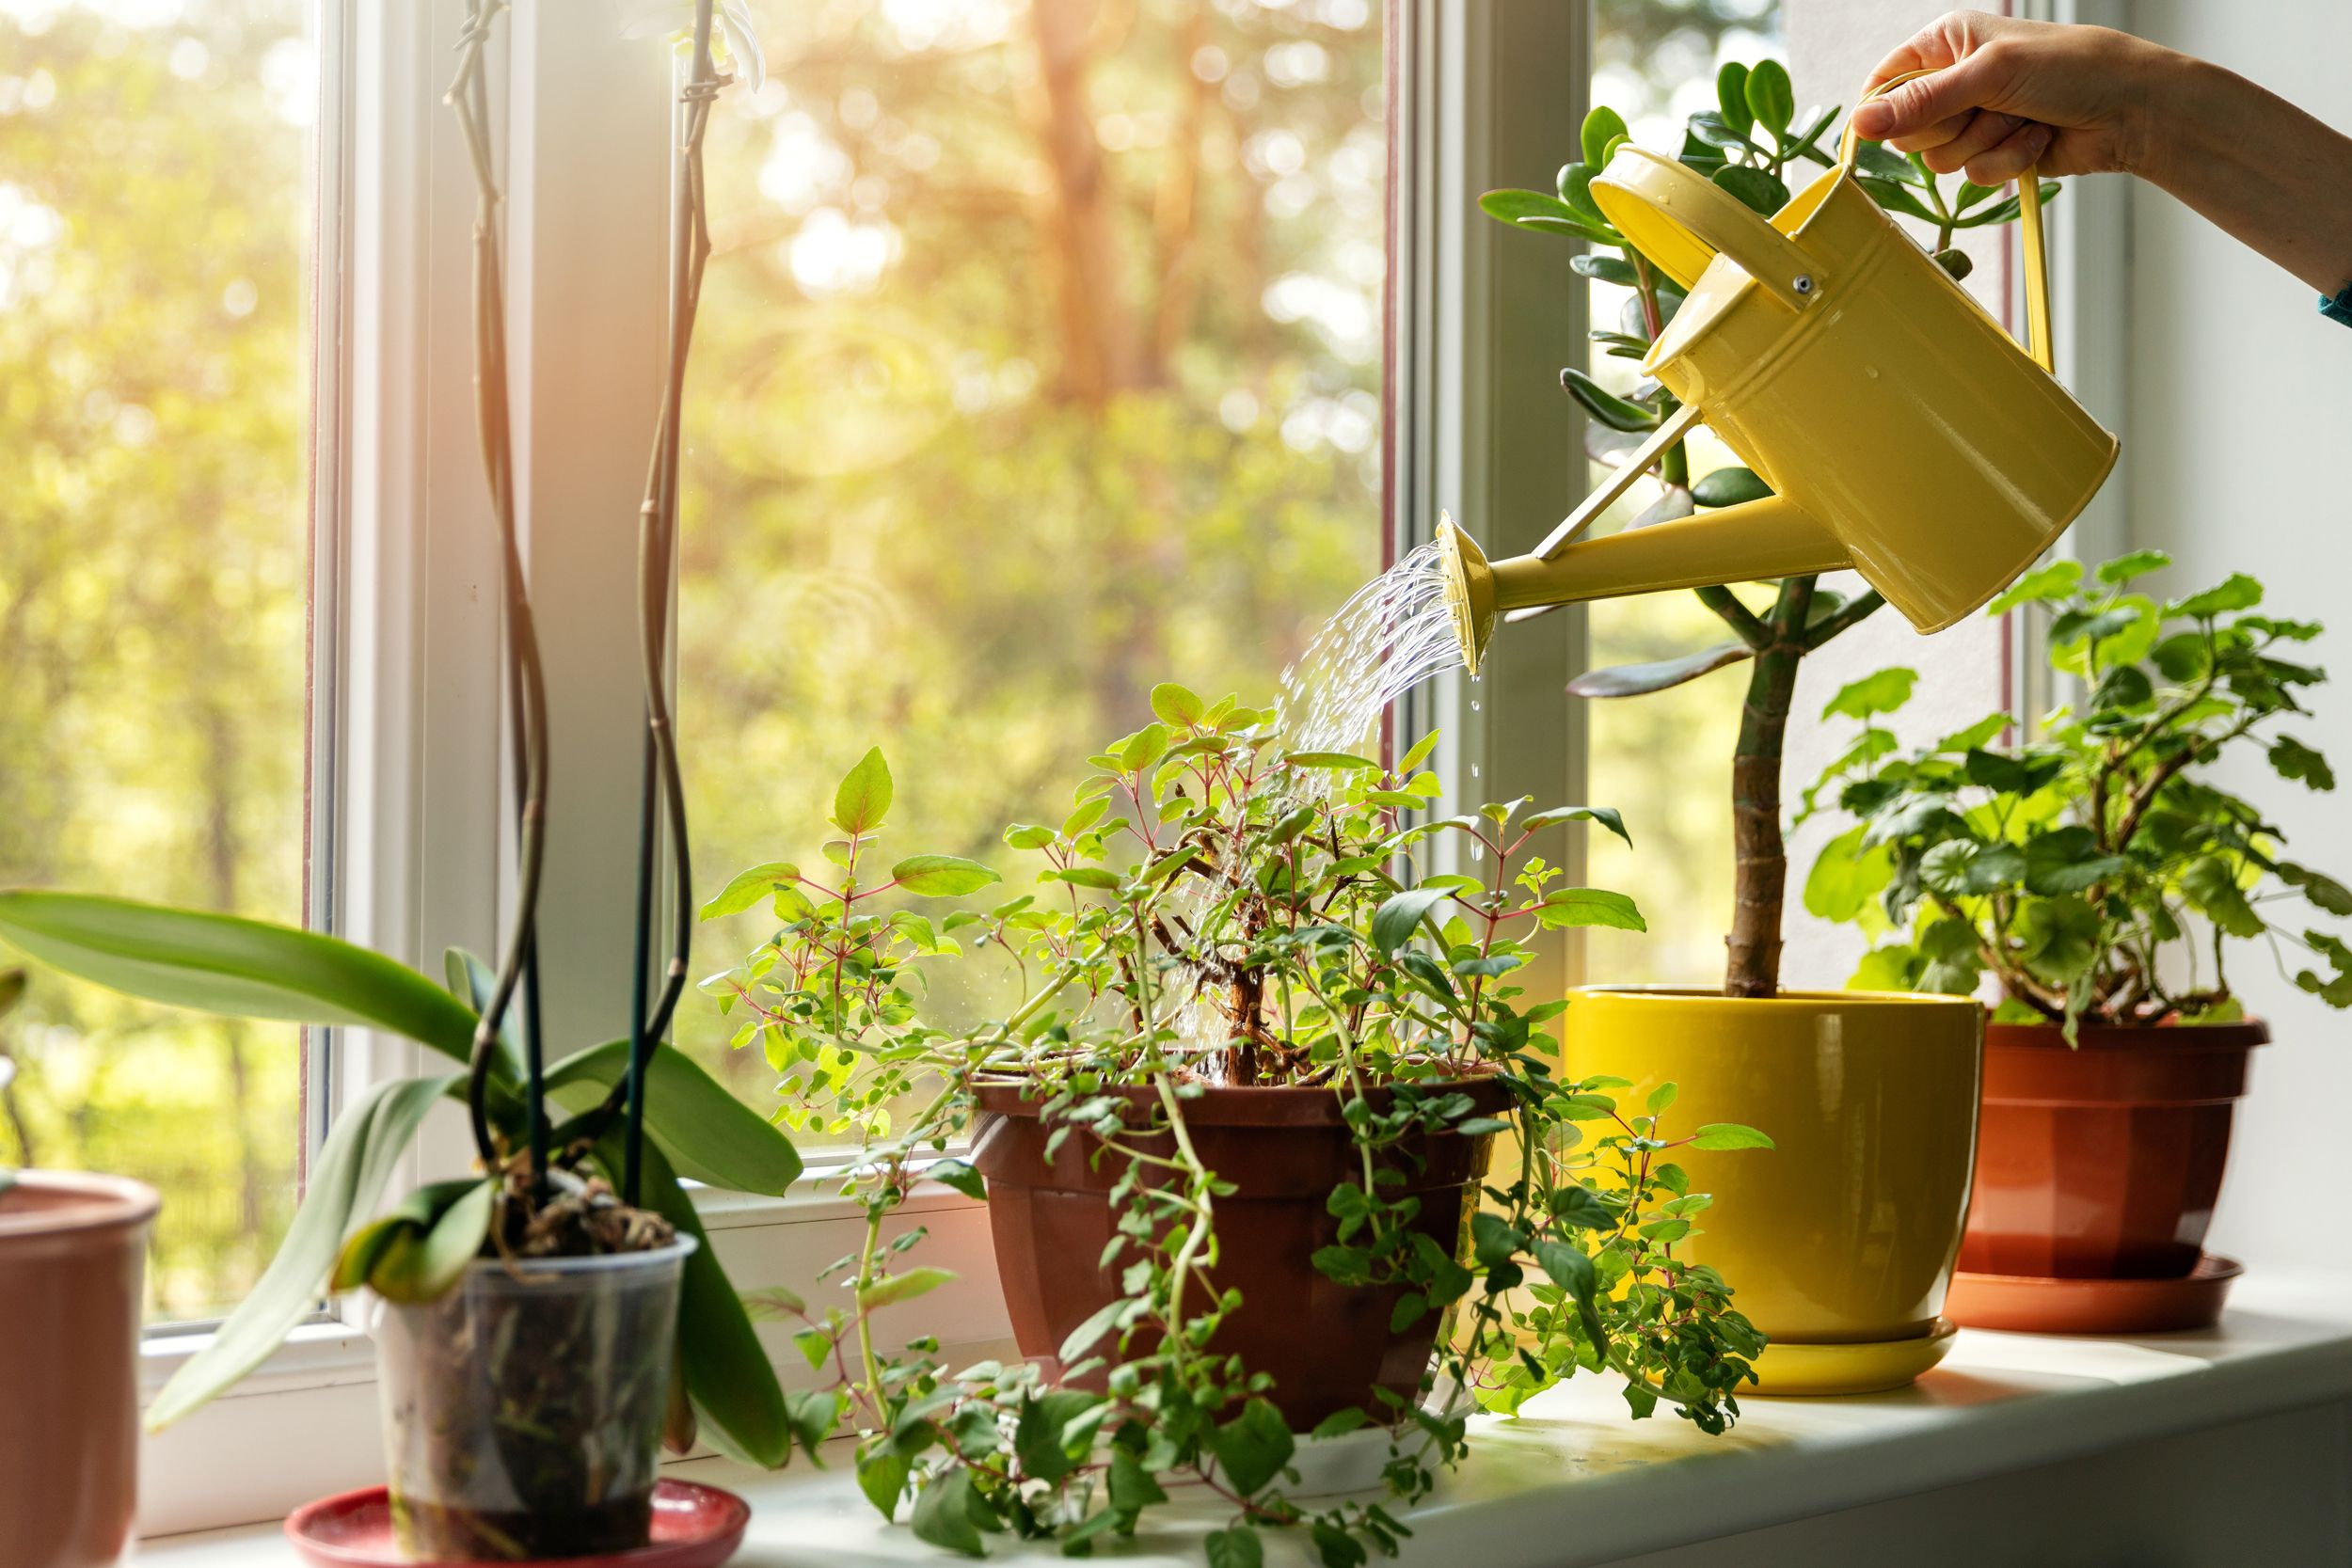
[373,1237,695,1560]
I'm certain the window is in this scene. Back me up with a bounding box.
[676,0,1391,1117]
[0,0,319,1324]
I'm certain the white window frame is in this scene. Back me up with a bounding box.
[137,0,1597,1537]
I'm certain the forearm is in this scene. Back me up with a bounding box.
[2138,53,2352,294]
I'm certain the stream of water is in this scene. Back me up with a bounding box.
[1175,541,1468,1069]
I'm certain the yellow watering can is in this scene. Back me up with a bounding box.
[1441,70,2120,675]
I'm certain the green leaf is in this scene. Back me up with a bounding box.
[1002,823,1055,851]
[2269,736,2336,792]
[1371,887,1452,955]
[1743,58,1793,134]
[1120,722,1171,772]
[610,1133,792,1468]
[1205,1399,1295,1497]
[0,893,481,1069]
[2022,827,2127,895]
[891,855,1003,897]
[1987,559,2083,614]
[147,1073,457,1431]
[1712,165,1788,215]
[1283,751,1380,770]
[1054,865,1123,892]
[699,862,803,920]
[1312,1523,1369,1568]
[1931,247,1974,283]
[1150,682,1204,727]
[1058,1298,1128,1363]
[2167,575,2264,620]
[1567,642,1753,700]
[856,1450,912,1521]
[1535,887,1646,932]
[1691,467,1773,507]
[547,1039,802,1196]
[2181,856,2265,939]
[1478,187,1615,244]
[1561,367,1661,434]
[1571,253,1641,286]
[1645,1082,1678,1115]
[1714,62,1752,135]
[1822,668,1916,721]
[910,1468,987,1557]
[1804,825,1893,922]
[833,747,894,834]
[2014,895,2102,987]
[332,1177,494,1304]
[928,1158,988,1200]
[1690,1122,1775,1150]
[856,1266,956,1311]
[1581,104,1630,169]
[1856,176,1939,223]
[785,1388,842,1463]
[2098,549,2171,585]
[1521,805,1633,847]
[1207,1525,1265,1568]
[1849,943,1921,991]
[441,946,523,1082]
[2279,862,2352,917]
[1108,1445,1168,1514]
[1951,181,2062,228]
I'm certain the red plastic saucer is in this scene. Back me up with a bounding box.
[285,1479,749,1568]
[1947,1252,2243,1336]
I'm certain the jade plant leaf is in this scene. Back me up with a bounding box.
[605,1131,793,1467]
[147,1073,460,1431]
[547,1038,802,1196]
[0,893,482,1069]
[1566,642,1753,700]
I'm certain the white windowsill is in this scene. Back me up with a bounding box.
[143,1270,2352,1566]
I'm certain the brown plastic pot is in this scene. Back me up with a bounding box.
[0,1171,159,1568]
[969,1077,1504,1430]
[1959,1019,2265,1279]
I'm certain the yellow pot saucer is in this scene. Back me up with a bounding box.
[1743,1318,1959,1397]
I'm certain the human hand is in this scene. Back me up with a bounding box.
[1849,11,2179,185]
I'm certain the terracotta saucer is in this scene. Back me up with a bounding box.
[1947,1253,2243,1336]
[1742,1317,1959,1397]
[285,1479,749,1568]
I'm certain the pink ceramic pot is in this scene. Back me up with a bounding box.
[0,1172,159,1568]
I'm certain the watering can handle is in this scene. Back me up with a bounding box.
[1842,67,2054,373]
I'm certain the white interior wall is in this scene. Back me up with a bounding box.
[2123,0,2352,1271]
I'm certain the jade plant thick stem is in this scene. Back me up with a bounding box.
[1481,60,2058,998]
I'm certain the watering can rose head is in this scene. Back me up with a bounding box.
[1454,63,2113,677]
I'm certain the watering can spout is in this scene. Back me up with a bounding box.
[1439,502,1849,676]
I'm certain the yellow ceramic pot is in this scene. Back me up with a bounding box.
[1561,988,1983,1394]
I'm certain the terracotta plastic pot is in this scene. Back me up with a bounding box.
[1959,1019,2265,1279]
[1561,989,1982,1392]
[0,1171,159,1568]
[969,1077,1504,1429]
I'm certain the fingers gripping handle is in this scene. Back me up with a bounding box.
[1845,66,2054,373]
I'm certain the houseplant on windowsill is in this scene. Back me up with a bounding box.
[700,697,1772,1565]
[1474,63,2049,1391]
[1805,551,2348,1333]
[0,3,804,1557]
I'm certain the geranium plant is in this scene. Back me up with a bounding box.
[1479,60,2059,998]
[703,689,1772,1564]
[1804,551,2352,1031]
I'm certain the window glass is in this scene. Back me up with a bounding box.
[0,0,316,1321]
[1583,0,1781,986]
[680,0,1388,1118]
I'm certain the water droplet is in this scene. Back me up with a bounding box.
[1470,700,1481,713]
[1865,364,1880,379]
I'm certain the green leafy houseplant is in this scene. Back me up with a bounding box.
[0,1,805,1551]
[1804,551,2352,1029]
[1479,61,2061,998]
[702,689,1772,1565]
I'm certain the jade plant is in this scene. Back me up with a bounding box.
[703,690,1772,1564]
[1478,61,2059,998]
[1804,552,2352,1031]
[0,0,807,1508]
